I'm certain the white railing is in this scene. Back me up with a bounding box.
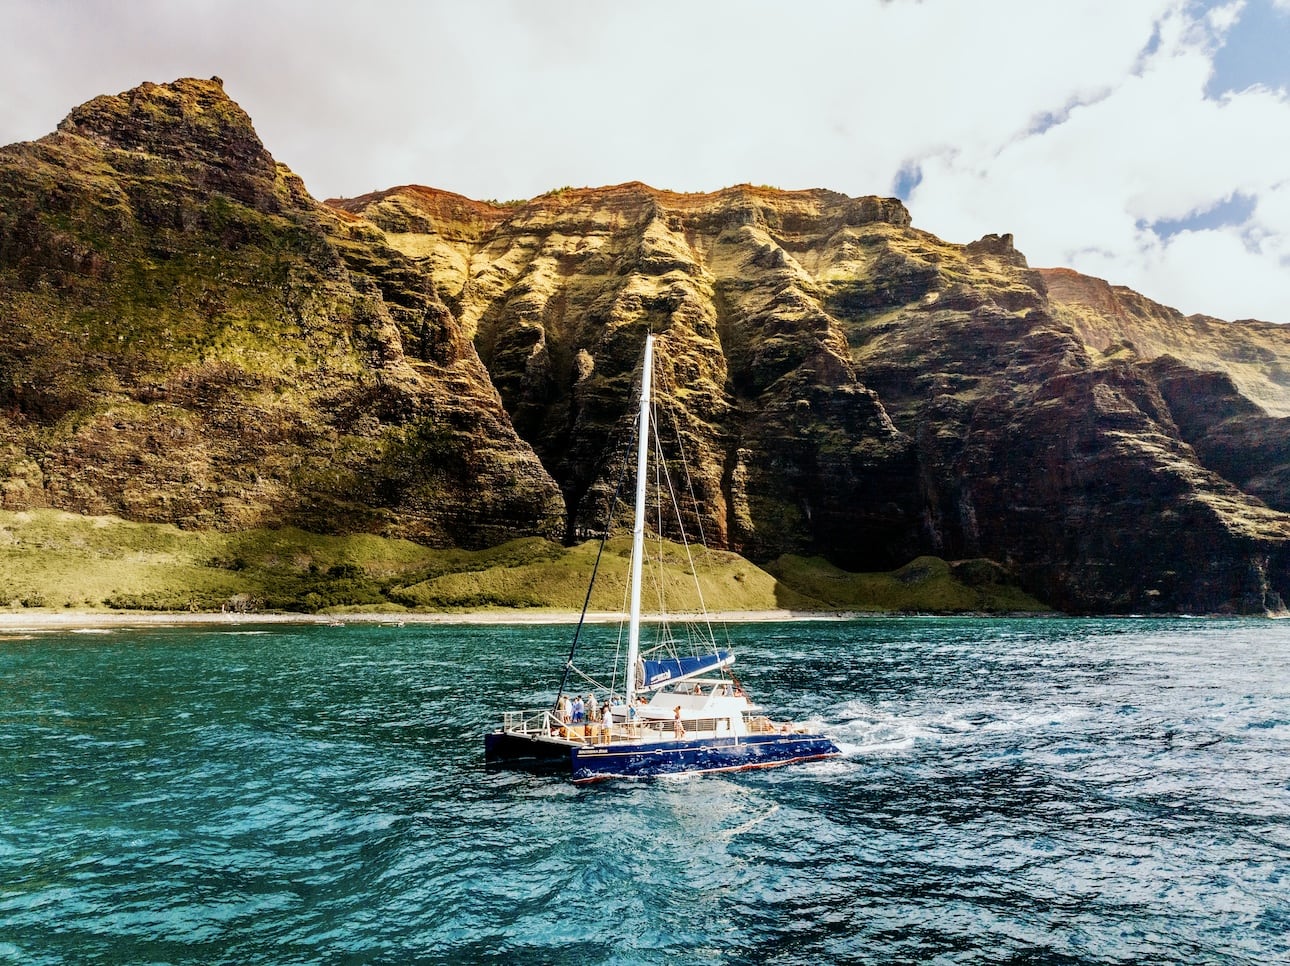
[501,708,560,736]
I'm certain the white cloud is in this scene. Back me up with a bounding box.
[906,0,1290,322]
[1206,0,1246,32]
[0,0,1287,321]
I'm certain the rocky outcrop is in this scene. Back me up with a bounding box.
[0,78,564,547]
[341,183,1290,613]
[1040,267,1290,417]
[336,184,920,565]
[3,78,1288,613]
[1144,357,1290,515]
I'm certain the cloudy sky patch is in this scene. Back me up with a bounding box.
[1,0,1287,322]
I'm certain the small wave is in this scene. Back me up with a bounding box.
[720,803,780,837]
[830,700,941,750]
[800,755,872,782]
[70,628,113,635]
[829,699,1091,755]
[834,736,914,756]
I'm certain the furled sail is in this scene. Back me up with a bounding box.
[639,650,734,690]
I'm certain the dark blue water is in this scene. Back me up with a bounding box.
[1,617,1287,965]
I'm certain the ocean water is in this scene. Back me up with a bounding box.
[1,617,1287,965]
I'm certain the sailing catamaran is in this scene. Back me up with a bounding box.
[484,334,840,783]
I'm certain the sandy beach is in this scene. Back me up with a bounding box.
[0,608,844,630]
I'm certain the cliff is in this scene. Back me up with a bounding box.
[2,78,1288,613]
[336,184,1290,613]
[1041,265,1290,532]
[1040,267,1290,417]
[0,78,564,548]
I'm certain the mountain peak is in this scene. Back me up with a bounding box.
[53,76,276,182]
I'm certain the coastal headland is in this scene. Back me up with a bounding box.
[3,78,1288,615]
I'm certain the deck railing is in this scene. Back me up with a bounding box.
[501,708,560,736]
[501,709,784,743]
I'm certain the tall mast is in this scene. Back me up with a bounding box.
[625,334,654,705]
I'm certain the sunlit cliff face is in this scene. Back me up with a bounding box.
[2,78,1289,613]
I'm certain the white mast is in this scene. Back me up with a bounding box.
[625,334,654,705]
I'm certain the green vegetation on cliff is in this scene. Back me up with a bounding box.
[0,77,565,548]
[0,510,1044,615]
[3,77,1289,615]
[767,554,1047,613]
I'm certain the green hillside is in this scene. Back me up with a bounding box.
[0,509,1046,616]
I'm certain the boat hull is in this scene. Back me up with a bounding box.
[572,733,840,783]
[485,730,840,783]
[483,729,576,775]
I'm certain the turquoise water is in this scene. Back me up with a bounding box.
[1,617,1287,964]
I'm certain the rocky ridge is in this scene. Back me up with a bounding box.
[1041,267,1290,417]
[2,78,1289,613]
[337,185,1290,613]
[0,78,564,548]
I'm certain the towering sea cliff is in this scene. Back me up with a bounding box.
[336,185,1290,614]
[0,78,564,548]
[2,78,1288,613]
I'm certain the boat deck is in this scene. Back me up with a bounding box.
[497,708,810,748]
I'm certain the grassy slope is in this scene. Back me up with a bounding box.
[0,509,1048,616]
[767,554,1049,614]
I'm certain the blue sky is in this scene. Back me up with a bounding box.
[1209,0,1290,97]
[1,0,1288,323]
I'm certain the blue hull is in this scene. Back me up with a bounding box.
[484,729,575,774]
[484,730,840,783]
[571,733,840,783]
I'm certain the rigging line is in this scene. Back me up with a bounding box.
[553,419,634,713]
[655,421,698,651]
[654,359,711,550]
[645,374,686,652]
[650,398,691,661]
[650,398,671,652]
[566,665,613,693]
[653,363,723,654]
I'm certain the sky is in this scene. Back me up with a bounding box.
[2,0,1289,323]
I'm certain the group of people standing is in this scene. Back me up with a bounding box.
[559,693,613,727]
[558,692,664,735]
[562,694,687,739]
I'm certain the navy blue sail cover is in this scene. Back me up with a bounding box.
[641,650,732,688]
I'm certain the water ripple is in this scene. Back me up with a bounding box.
[1,618,1287,964]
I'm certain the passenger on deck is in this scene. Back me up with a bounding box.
[673,706,686,738]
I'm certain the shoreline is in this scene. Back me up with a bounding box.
[0,608,853,630]
[0,609,1264,632]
